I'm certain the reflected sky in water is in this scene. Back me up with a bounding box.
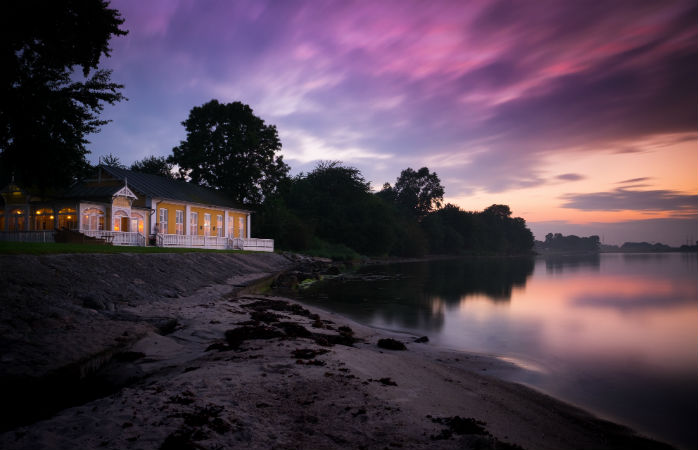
[296,253,698,450]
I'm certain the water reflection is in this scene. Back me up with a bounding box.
[427,257,533,302]
[621,252,674,264]
[294,253,698,450]
[297,257,534,332]
[543,253,600,273]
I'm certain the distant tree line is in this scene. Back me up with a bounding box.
[535,233,600,253]
[535,235,698,254]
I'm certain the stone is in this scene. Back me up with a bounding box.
[377,338,406,351]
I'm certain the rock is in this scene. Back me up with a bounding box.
[377,338,407,351]
[250,310,281,323]
[414,336,429,343]
[149,317,178,335]
[314,332,356,347]
[292,348,329,359]
[429,416,490,441]
[272,273,299,290]
[276,322,313,338]
[378,377,397,386]
[81,294,105,310]
[224,325,284,348]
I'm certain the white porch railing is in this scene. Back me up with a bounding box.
[156,234,229,249]
[154,234,274,252]
[0,230,55,243]
[81,230,146,246]
[229,237,275,252]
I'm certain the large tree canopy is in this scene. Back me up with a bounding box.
[170,100,290,205]
[0,0,127,193]
[387,167,444,217]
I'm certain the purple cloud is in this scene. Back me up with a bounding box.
[561,188,697,212]
[557,173,585,182]
[618,177,651,184]
[87,0,696,213]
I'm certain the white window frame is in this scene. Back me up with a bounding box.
[190,212,198,235]
[175,210,184,235]
[130,212,145,234]
[159,208,168,233]
[203,213,211,236]
[216,214,223,237]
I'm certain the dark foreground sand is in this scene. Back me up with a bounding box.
[0,253,675,450]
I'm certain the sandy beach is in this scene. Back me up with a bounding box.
[0,253,675,450]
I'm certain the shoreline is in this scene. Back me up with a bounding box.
[0,253,676,449]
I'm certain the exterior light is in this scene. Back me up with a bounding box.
[50,215,54,219]
[67,215,71,219]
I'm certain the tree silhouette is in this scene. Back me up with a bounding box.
[170,100,289,205]
[99,153,125,168]
[0,0,127,193]
[130,155,175,179]
[390,167,444,217]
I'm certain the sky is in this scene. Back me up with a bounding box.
[89,0,697,245]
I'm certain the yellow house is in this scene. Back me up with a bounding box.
[0,166,273,251]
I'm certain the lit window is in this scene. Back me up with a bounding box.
[203,213,211,236]
[159,208,168,233]
[175,210,184,235]
[190,212,198,235]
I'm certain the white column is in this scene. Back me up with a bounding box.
[151,200,159,234]
[185,204,191,235]
[246,214,251,239]
[224,210,229,238]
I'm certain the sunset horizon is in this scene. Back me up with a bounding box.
[85,0,697,245]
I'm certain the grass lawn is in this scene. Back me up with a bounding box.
[0,241,253,255]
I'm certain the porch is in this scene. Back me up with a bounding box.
[0,230,274,252]
[81,230,147,246]
[156,233,274,252]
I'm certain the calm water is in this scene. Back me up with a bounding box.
[296,253,698,450]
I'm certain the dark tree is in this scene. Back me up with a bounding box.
[422,203,533,255]
[483,204,512,219]
[170,100,290,205]
[0,0,127,193]
[392,167,444,217]
[130,155,175,179]
[99,153,125,168]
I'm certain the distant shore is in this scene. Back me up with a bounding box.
[0,252,676,450]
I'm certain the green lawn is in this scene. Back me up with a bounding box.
[0,241,252,255]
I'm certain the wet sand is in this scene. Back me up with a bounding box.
[0,253,675,450]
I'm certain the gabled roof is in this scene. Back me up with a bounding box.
[66,165,247,211]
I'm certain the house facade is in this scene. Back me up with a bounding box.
[0,166,273,251]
